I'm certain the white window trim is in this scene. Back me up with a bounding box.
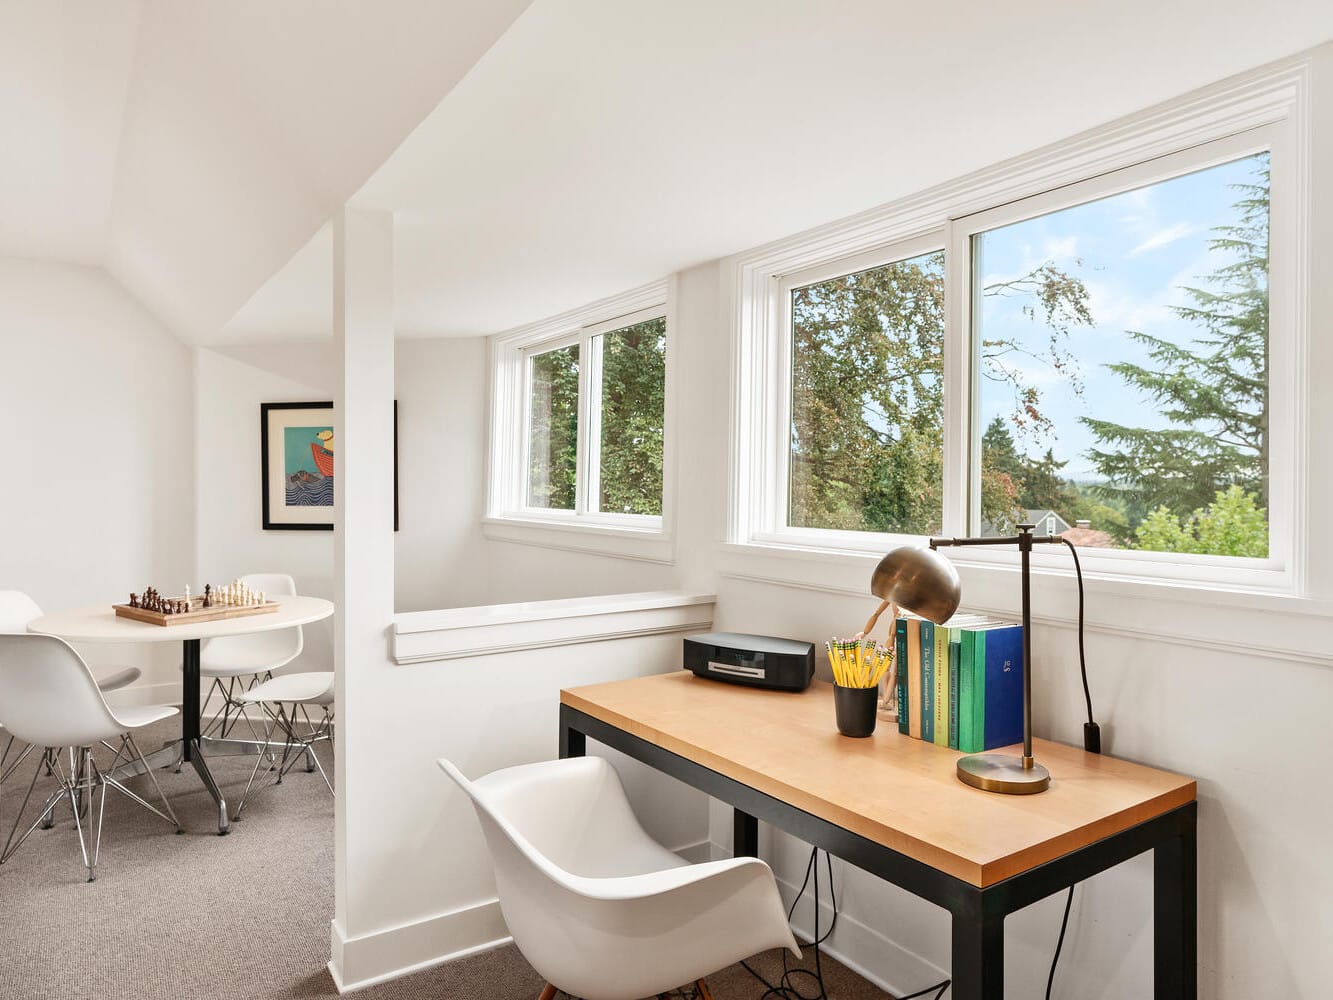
[487,278,676,563]
[728,52,1311,600]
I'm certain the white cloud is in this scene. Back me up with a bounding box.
[1127,222,1197,258]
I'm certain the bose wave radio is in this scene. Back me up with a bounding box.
[683,632,815,692]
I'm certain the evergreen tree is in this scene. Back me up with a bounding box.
[1083,157,1270,519]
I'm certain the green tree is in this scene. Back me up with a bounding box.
[598,318,666,515]
[1134,485,1267,557]
[1084,157,1270,525]
[790,256,1093,535]
[527,345,579,509]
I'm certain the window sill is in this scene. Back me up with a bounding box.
[483,514,674,564]
[718,541,1333,666]
[393,590,715,663]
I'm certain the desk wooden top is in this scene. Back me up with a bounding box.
[562,671,1196,888]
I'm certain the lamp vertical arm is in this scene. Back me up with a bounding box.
[1020,527,1034,767]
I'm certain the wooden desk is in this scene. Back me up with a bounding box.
[560,671,1197,1000]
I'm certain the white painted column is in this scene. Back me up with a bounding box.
[330,208,396,981]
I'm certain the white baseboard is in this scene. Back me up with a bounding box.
[326,837,713,994]
[328,898,510,994]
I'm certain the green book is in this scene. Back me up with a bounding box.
[933,623,949,747]
[958,630,977,752]
[948,629,962,750]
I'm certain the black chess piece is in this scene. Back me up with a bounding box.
[129,593,139,608]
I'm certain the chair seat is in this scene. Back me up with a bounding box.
[95,667,141,692]
[238,671,334,706]
[185,661,281,679]
[113,704,179,730]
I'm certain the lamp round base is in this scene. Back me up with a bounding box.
[956,753,1051,794]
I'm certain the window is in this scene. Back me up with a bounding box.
[971,152,1271,559]
[526,343,579,510]
[788,249,945,535]
[490,284,671,545]
[732,78,1299,592]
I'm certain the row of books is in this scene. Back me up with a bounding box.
[892,615,1024,753]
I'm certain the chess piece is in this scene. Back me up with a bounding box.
[129,593,139,608]
[203,583,212,608]
[184,585,191,606]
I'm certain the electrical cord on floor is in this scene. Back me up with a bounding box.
[741,846,950,1000]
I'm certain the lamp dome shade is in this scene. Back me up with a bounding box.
[870,546,961,624]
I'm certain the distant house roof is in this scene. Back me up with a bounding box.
[1026,509,1072,534]
[1060,526,1116,548]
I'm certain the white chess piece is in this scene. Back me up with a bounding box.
[184,585,191,605]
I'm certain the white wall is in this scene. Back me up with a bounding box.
[194,343,336,673]
[192,336,493,668]
[0,257,193,695]
[394,337,492,612]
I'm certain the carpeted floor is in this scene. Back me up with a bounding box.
[0,718,891,1000]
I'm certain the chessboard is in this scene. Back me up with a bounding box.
[113,599,280,627]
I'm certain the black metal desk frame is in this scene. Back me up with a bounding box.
[560,704,1196,1000]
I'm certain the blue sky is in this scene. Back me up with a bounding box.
[976,152,1268,480]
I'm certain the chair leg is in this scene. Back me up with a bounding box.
[695,980,715,1000]
[537,985,557,1000]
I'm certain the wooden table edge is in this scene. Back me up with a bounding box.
[560,684,1197,889]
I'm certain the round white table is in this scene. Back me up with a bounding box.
[29,596,334,834]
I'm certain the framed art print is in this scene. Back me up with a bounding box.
[261,401,398,530]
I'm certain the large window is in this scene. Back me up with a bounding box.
[973,152,1270,558]
[733,113,1293,588]
[493,295,669,536]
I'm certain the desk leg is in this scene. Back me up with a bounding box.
[559,708,585,760]
[734,810,758,858]
[1154,804,1197,999]
[952,892,1004,1000]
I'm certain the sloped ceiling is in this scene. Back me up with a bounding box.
[0,0,531,343]
[229,0,1333,344]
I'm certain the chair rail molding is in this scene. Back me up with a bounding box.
[392,591,717,664]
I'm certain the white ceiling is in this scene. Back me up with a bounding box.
[228,0,1333,343]
[8,2,1333,346]
[1,0,530,343]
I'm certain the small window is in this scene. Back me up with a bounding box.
[974,152,1270,558]
[498,299,668,531]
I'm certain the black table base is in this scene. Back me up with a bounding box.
[559,703,1196,1000]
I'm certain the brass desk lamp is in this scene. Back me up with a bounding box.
[869,524,1068,795]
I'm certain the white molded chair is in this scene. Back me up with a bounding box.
[0,590,141,782]
[0,634,180,882]
[234,671,334,818]
[440,755,799,1000]
[0,590,141,692]
[192,573,303,746]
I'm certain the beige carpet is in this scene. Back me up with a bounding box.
[0,718,892,1000]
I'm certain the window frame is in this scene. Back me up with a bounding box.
[488,280,674,561]
[729,59,1308,597]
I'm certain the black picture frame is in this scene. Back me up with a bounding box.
[260,401,399,531]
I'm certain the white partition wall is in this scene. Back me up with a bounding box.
[330,207,398,988]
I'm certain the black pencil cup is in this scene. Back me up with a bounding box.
[833,684,878,738]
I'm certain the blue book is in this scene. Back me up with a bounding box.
[895,618,909,735]
[920,620,935,743]
[948,630,962,750]
[981,625,1024,750]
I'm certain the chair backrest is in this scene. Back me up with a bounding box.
[0,591,43,632]
[0,634,124,747]
[201,573,303,674]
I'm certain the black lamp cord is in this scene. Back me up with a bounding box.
[741,541,1097,1000]
[1043,539,1100,1000]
